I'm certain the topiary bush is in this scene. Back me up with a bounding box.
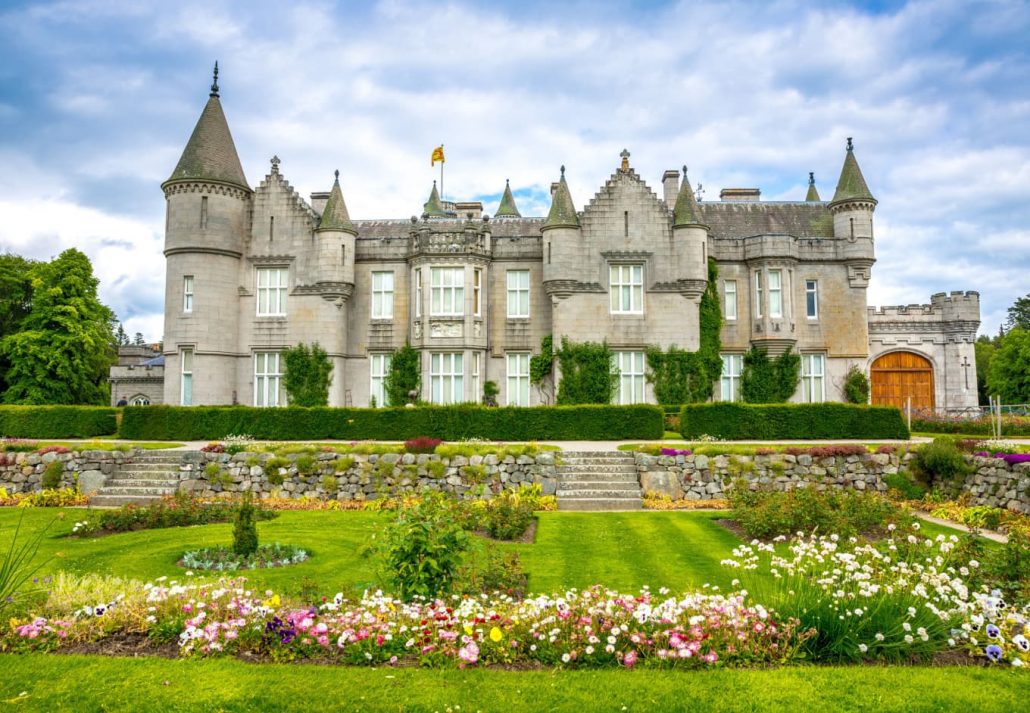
[232,491,259,557]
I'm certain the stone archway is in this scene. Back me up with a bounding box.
[870,351,935,412]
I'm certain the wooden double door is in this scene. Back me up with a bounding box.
[871,351,935,412]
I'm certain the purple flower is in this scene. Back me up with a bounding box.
[1001,453,1030,464]
[985,644,1003,662]
[986,624,1001,639]
[660,448,692,457]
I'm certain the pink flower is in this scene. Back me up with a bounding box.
[754,622,765,633]
[704,652,718,664]
[622,650,638,668]
[458,641,480,664]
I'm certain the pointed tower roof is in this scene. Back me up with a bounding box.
[423,181,449,217]
[806,172,821,202]
[673,166,707,228]
[495,179,521,217]
[164,64,249,190]
[831,138,876,205]
[317,170,356,234]
[543,166,579,229]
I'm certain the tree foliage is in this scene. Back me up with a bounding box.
[1005,294,1030,332]
[975,335,996,406]
[529,335,555,404]
[0,254,37,394]
[986,328,1030,403]
[384,342,420,406]
[282,342,333,407]
[842,365,870,404]
[1,249,115,405]
[740,346,800,403]
[555,338,618,404]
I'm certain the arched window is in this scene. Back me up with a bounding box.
[130,395,151,406]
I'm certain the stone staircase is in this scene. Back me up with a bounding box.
[556,451,642,511]
[89,451,184,507]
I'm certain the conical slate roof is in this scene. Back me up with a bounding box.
[495,179,521,217]
[543,167,579,228]
[423,181,449,217]
[165,95,249,190]
[806,172,821,202]
[673,167,706,227]
[831,139,875,205]
[317,171,356,234]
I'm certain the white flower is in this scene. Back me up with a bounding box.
[858,644,868,653]
[561,653,571,663]
[904,635,914,644]
[875,633,885,642]
[586,646,595,655]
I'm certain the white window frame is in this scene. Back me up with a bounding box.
[254,352,283,407]
[768,269,783,319]
[506,269,530,319]
[609,264,644,315]
[613,351,646,404]
[724,280,737,321]
[369,353,391,407]
[472,352,481,402]
[183,275,194,313]
[430,267,465,317]
[801,353,826,403]
[256,267,288,316]
[180,348,193,406]
[430,352,464,404]
[754,272,763,318]
[130,395,150,406]
[371,271,394,319]
[506,352,531,406]
[720,353,743,402]
[806,280,819,319]
[473,268,482,317]
[415,269,423,319]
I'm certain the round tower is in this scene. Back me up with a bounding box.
[671,165,709,300]
[540,166,582,291]
[829,138,877,264]
[161,64,252,405]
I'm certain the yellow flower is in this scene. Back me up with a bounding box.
[464,624,474,636]
[263,594,281,608]
[490,627,503,642]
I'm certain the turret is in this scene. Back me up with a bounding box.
[423,181,451,217]
[494,179,521,218]
[829,138,877,283]
[671,166,709,298]
[805,172,821,202]
[541,166,582,288]
[313,170,357,292]
[161,64,250,405]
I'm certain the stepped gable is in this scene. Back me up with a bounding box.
[699,201,835,239]
[582,165,668,218]
[353,217,544,240]
[253,158,319,225]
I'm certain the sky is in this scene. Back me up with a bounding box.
[0,0,1027,342]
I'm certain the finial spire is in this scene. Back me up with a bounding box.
[846,137,854,152]
[210,61,220,98]
[809,171,815,185]
[270,155,280,175]
[560,165,565,177]
[620,149,630,171]
[682,165,688,177]
[334,169,340,181]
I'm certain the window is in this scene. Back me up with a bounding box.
[613,351,646,404]
[254,352,283,407]
[257,267,288,316]
[183,275,194,313]
[180,349,193,406]
[369,353,391,407]
[801,354,825,403]
[610,264,643,314]
[473,268,482,317]
[130,395,150,406]
[472,352,480,402]
[768,270,782,319]
[430,352,464,404]
[200,196,208,229]
[371,271,394,319]
[415,269,422,319]
[754,272,763,318]
[724,280,737,320]
[506,353,530,406]
[430,267,464,317]
[720,354,743,402]
[507,269,530,318]
[806,280,819,319]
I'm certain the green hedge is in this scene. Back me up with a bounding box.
[911,417,1030,437]
[680,403,910,440]
[0,406,118,438]
[119,404,665,441]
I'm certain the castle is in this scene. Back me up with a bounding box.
[113,71,981,414]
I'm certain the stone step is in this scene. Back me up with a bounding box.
[559,464,639,474]
[117,462,182,472]
[558,470,639,480]
[96,485,178,497]
[109,471,179,480]
[561,455,636,462]
[557,480,641,491]
[557,497,643,511]
[104,477,181,487]
[563,451,634,458]
[557,487,642,498]
[89,494,167,508]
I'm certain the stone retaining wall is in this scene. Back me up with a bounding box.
[635,452,1029,513]
[0,449,140,495]
[180,450,558,500]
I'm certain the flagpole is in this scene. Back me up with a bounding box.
[440,143,444,202]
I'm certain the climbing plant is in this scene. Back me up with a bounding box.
[529,335,555,404]
[843,364,870,404]
[282,342,333,406]
[555,337,618,405]
[384,342,420,406]
[740,346,801,403]
[645,259,723,404]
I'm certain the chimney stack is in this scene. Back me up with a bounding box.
[662,170,680,206]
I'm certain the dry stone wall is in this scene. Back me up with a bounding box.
[0,449,139,495]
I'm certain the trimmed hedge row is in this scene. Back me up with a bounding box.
[680,403,910,440]
[0,406,118,438]
[119,404,665,441]
[911,417,1030,437]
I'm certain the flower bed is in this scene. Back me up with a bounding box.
[180,544,309,571]
[70,493,278,536]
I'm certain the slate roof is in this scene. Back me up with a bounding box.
[495,180,521,217]
[673,169,705,227]
[165,95,249,189]
[353,218,544,240]
[698,201,834,239]
[831,144,875,204]
[806,172,821,202]
[423,182,451,217]
[317,173,356,233]
[543,170,579,228]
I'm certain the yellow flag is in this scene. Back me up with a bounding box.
[431,145,445,166]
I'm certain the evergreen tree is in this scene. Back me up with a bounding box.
[133,332,145,346]
[114,323,129,347]
[0,248,115,404]
[282,342,333,406]
[0,254,37,393]
[1004,294,1030,332]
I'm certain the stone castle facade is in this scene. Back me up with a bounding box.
[128,74,980,413]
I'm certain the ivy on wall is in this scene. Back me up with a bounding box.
[740,346,801,403]
[384,342,420,406]
[529,335,555,404]
[555,338,618,405]
[645,259,723,405]
[283,343,333,407]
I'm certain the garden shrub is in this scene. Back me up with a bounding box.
[730,487,911,540]
[294,455,316,475]
[41,461,64,490]
[282,343,333,407]
[203,462,221,478]
[883,472,927,500]
[739,346,800,403]
[426,460,446,479]
[120,404,664,441]
[680,402,909,440]
[843,365,870,404]
[71,493,277,536]
[404,436,441,454]
[456,546,527,597]
[911,438,973,492]
[232,492,259,557]
[480,488,535,540]
[384,342,420,406]
[0,406,117,438]
[319,475,338,492]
